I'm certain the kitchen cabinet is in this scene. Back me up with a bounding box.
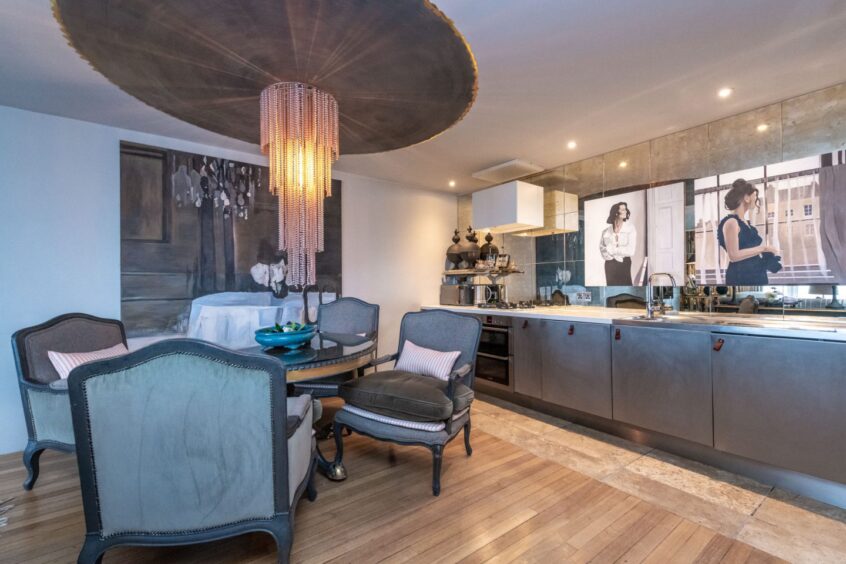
[611,325,713,446]
[513,318,544,398]
[712,333,846,484]
[541,321,612,418]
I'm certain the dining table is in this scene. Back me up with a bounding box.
[243,330,378,481]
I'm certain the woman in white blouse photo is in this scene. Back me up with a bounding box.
[599,202,636,285]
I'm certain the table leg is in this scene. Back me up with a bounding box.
[315,440,347,481]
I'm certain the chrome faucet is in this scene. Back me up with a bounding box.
[646,272,677,319]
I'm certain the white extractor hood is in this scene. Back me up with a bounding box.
[514,188,579,237]
[471,181,544,233]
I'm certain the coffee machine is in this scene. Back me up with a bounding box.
[439,284,475,306]
[472,283,506,305]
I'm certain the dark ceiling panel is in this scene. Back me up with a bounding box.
[53,0,477,155]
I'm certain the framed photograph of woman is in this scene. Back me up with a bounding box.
[584,192,646,286]
[693,154,842,286]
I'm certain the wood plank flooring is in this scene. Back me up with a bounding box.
[0,427,782,563]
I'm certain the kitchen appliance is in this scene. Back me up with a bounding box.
[473,283,506,305]
[439,284,474,306]
[475,314,512,390]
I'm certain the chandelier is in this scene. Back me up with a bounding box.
[260,82,339,286]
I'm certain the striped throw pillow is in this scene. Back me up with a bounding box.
[47,343,129,380]
[394,340,460,381]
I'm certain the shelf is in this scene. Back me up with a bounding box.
[443,268,524,277]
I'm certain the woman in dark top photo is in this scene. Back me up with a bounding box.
[717,179,779,285]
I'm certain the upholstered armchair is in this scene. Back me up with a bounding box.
[67,339,317,564]
[293,297,379,401]
[332,309,482,495]
[11,313,127,490]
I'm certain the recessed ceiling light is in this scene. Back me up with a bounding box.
[717,87,733,99]
[618,161,628,169]
[566,140,577,150]
[448,180,456,188]
[756,123,769,132]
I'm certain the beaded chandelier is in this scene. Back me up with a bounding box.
[260,82,339,286]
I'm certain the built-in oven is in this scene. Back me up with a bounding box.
[475,315,513,391]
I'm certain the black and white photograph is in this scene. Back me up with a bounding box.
[584,191,646,286]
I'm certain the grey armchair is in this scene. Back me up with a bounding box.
[332,309,482,496]
[11,313,127,490]
[68,339,317,564]
[293,296,379,400]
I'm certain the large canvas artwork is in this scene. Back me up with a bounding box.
[694,152,846,285]
[120,142,342,337]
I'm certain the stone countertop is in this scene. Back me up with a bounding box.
[422,304,644,325]
[423,304,846,341]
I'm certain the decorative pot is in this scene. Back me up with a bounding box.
[446,229,463,269]
[459,226,480,265]
[479,232,499,261]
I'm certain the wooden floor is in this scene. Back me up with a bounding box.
[0,430,783,563]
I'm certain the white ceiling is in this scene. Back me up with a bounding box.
[2,0,846,194]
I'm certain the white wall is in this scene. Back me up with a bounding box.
[0,106,456,455]
[335,170,457,358]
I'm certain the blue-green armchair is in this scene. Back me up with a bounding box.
[67,338,317,564]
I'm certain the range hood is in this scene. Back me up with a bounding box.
[513,188,579,237]
[471,159,544,184]
[472,180,544,233]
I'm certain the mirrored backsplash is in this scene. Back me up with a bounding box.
[455,81,846,318]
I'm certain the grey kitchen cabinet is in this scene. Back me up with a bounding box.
[712,333,846,484]
[513,318,544,398]
[541,321,612,418]
[611,325,713,446]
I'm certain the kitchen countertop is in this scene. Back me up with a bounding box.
[423,304,846,341]
[422,304,644,324]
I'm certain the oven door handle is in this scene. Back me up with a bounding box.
[482,326,510,334]
[477,352,510,361]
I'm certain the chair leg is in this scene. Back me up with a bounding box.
[306,455,318,502]
[269,522,293,564]
[432,445,444,496]
[464,420,473,456]
[77,536,104,564]
[22,441,44,491]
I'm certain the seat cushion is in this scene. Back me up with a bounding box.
[339,370,474,422]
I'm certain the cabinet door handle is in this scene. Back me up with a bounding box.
[478,352,511,361]
[522,320,529,329]
[713,338,725,351]
[568,324,575,336]
[615,328,621,341]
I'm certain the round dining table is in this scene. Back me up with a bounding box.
[243,330,378,480]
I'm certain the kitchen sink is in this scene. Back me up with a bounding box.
[627,313,842,333]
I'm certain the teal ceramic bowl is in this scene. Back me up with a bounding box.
[255,325,316,350]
